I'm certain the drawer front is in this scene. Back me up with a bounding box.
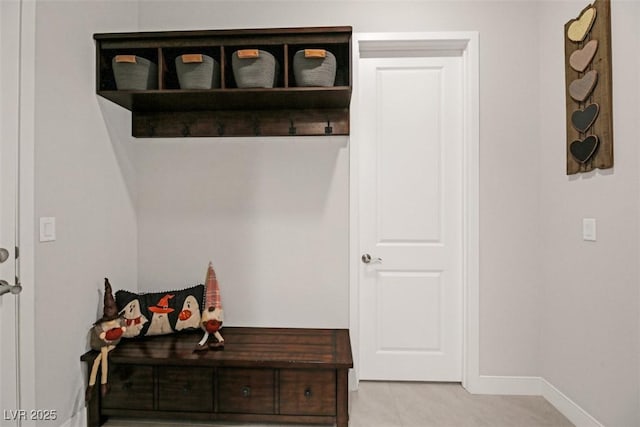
[279,369,336,416]
[102,364,154,410]
[218,368,275,414]
[158,366,214,412]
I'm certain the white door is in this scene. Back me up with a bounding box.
[1,0,24,422]
[358,53,464,381]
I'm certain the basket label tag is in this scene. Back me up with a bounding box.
[115,55,137,64]
[305,49,327,58]
[182,54,203,63]
[237,49,260,59]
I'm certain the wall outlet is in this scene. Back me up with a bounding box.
[582,218,596,241]
[39,217,56,242]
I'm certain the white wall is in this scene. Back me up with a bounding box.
[135,0,543,375]
[135,138,350,328]
[34,1,139,425]
[537,1,640,426]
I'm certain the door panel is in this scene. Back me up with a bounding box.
[359,55,463,381]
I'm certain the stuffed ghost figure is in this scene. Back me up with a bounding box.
[86,278,126,402]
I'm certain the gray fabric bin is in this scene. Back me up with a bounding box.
[232,50,278,88]
[112,55,157,90]
[293,49,336,87]
[175,54,220,89]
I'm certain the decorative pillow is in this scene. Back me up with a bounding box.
[115,284,204,338]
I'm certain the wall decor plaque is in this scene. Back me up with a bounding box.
[564,0,613,174]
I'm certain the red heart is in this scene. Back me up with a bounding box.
[105,327,123,341]
[204,319,222,333]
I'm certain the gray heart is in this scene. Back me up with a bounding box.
[569,70,598,102]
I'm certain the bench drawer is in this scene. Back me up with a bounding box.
[158,366,214,412]
[280,369,336,416]
[102,364,154,410]
[217,368,275,414]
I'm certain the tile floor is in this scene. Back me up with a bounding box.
[104,381,574,427]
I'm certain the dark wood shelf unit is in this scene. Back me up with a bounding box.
[94,26,352,137]
[81,327,353,427]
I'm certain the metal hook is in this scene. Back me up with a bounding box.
[324,119,333,135]
[182,123,191,137]
[289,119,297,136]
[217,122,225,136]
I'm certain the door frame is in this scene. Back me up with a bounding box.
[349,32,480,391]
[0,0,37,422]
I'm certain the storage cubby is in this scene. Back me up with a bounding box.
[93,26,352,137]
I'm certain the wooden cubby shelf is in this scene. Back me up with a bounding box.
[94,26,352,138]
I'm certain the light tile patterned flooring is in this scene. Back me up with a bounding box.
[104,381,574,427]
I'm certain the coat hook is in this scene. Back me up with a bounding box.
[289,119,297,136]
[324,119,333,135]
[182,123,191,137]
[217,122,225,136]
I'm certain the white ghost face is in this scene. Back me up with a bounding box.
[121,299,148,338]
[175,295,202,331]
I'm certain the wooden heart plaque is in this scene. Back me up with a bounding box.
[569,69,598,102]
[567,6,596,42]
[571,103,599,133]
[570,135,599,163]
[569,40,598,72]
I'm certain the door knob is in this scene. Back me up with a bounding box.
[0,280,22,297]
[361,254,382,264]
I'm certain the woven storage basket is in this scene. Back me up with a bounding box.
[293,49,336,87]
[112,55,158,90]
[232,50,278,88]
[175,54,220,89]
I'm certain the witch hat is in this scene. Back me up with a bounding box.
[96,278,118,323]
[149,294,175,313]
[204,262,222,311]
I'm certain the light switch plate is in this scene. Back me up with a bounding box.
[39,217,56,242]
[583,218,596,241]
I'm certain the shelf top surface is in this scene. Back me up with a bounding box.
[81,327,353,368]
[94,26,353,41]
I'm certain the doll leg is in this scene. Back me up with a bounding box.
[194,331,209,352]
[89,354,101,386]
[85,354,102,402]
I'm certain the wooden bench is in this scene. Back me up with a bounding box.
[81,327,353,427]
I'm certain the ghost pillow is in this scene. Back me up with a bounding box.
[115,284,204,338]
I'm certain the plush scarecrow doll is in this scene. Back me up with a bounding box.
[195,262,224,351]
[85,278,126,402]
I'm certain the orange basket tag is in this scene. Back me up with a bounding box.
[305,49,326,58]
[181,54,203,63]
[115,55,137,63]
[237,49,260,59]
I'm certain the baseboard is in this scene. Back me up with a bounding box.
[473,374,543,395]
[468,375,603,427]
[540,378,604,427]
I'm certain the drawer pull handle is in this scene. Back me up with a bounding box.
[241,386,251,397]
[304,388,313,398]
